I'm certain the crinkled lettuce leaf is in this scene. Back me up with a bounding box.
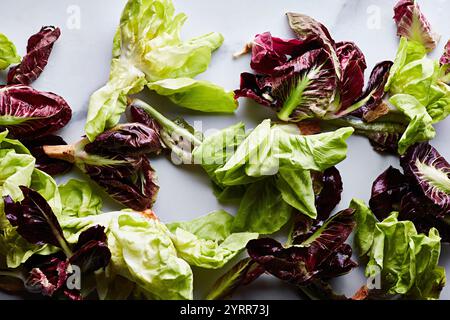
[275,169,316,218]
[85,0,235,141]
[147,78,237,113]
[0,33,20,70]
[110,213,193,300]
[192,121,353,233]
[210,120,353,186]
[384,38,450,154]
[193,122,246,187]
[352,199,446,299]
[63,209,256,299]
[63,210,193,300]
[232,178,293,234]
[59,179,103,218]
[389,94,435,154]
[167,210,258,268]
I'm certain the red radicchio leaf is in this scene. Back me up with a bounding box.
[399,192,450,242]
[249,32,305,75]
[84,155,159,211]
[0,85,72,139]
[441,40,450,66]
[247,209,356,286]
[126,104,162,134]
[291,167,343,245]
[25,257,69,297]
[23,135,73,175]
[22,225,110,299]
[335,41,367,110]
[7,26,61,85]
[393,0,440,52]
[400,143,450,214]
[369,166,410,220]
[3,186,69,250]
[367,147,450,243]
[84,123,162,156]
[286,12,341,78]
[236,48,338,122]
[4,188,111,300]
[367,131,403,154]
[313,166,343,220]
[315,243,357,279]
[69,226,111,274]
[350,61,394,121]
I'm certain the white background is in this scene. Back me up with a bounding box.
[1,0,450,299]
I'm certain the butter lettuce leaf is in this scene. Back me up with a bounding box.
[212,120,354,186]
[232,178,293,234]
[63,209,255,299]
[0,33,20,70]
[384,38,450,154]
[276,169,316,219]
[63,211,193,300]
[147,78,237,113]
[59,179,103,218]
[192,120,353,234]
[85,0,235,141]
[167,210,258,269]
[352,199,446,299]
[389,94,435,154]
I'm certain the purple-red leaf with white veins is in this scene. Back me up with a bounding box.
[84,123,162,156]
[393,0,440,52]
[369,166,410,220]
[247,209,356,286]
[335,41,367,110]
[400,143,450,214]
[441,40,450,66]
[7,26,61,85]
[0,85,72,139]
[350,61,393,121]
[3,186,69,250]
[249,32,305,75]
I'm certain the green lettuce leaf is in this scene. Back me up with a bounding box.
[270,125,354,172]
[63,209,255,299]
[167,210,258,268]
[63,210,193,300]
[85,61,146,141]
[390,94,435,154]
[193,122,246,188]
[110,213,193,300]
[214,119,272,186]
[351,198,378,257]
[85,0,235,141]
[59,179,103,218]
[276,169,316,219]
[212,120,354,186]
[232,178,293,234]
[352,199,446,299]
[385,38,450,154]
[0,33,20,70]
[192,121,353,234]
[147,78,237,113]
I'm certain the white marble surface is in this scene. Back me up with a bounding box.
[1,0,450,300]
